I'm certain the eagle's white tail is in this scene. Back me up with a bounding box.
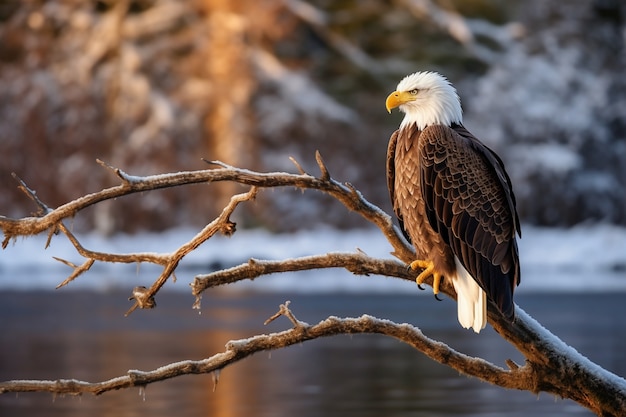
[452,257,487,333]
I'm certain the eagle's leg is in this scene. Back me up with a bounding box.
[409,260,442,297]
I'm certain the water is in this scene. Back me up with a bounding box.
[0,289,624,416]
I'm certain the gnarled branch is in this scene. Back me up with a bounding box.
[2,153,413,261]
[190,252,416,297]
[0,303,527,396]
[1,156,625,416]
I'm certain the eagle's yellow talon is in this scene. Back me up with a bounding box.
[409,259,431,271]
[409,259,442,296]
[433,273,444,296]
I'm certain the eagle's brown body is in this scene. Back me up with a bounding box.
[387,122,520,322]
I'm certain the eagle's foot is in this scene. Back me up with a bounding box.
[409,259,443,298]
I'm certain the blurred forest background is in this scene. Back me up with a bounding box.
[0,0,624,234]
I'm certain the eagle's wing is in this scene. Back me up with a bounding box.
[419,125,520,319]
[386,129,412,244]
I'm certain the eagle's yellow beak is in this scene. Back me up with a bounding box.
[385,90,414,113]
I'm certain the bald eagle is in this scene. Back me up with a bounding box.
[385,71,520,333]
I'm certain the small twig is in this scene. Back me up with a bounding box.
[12,173,51,216]
[8,174,59,250]
[97,158,131,184]
[97,158,122,177]
[315,150,330,181]
[289,156,307,175]
[265,301,290,324]
[57,221,167,266]
[201,158,230,169]
[54,258,96,289]
[264,301,306,329]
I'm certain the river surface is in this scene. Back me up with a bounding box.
[0,289,624,416]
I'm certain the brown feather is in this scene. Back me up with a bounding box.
[387,123,520,320]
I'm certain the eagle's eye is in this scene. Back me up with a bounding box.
[409,89,419,95]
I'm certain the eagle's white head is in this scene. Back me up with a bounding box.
[386,71,463,130]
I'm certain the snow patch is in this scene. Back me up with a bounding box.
[1,225,625,292]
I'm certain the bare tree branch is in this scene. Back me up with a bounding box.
[0,303,526,397]
[191,252,415,296]
[2,156,626,416]
[2,154,413,261]
[2,154,417,313]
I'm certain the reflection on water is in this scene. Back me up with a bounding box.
[0,289,624,417]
